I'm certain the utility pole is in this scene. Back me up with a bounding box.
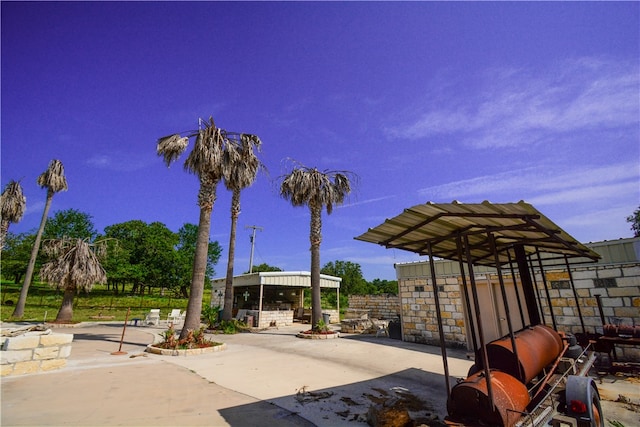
[246,225,263,273]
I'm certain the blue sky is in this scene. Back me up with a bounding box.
[2,2,638,281]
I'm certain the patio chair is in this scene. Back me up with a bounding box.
[144,309,161,326]
[167,309,183,324]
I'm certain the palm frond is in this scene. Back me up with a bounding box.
[1,180,26,223]
[222,134,263,191]
[184,125,225,178]
[157,134,189,166]
[40,238,107,292]
[37,160,68,193]
[279,164,355,214]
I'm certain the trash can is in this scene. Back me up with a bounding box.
[388,318,402,340]
[322,313,331,325]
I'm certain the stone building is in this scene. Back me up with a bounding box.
[394,237,640,359]
[210,271,341,328]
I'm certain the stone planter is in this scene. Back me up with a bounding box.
[145,342,227,356]
[296,331,340,340]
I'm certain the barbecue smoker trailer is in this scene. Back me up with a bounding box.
[356,201,604,427]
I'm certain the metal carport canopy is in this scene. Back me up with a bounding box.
[354,201,600,267]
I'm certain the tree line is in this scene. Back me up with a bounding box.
[1,209,222,299]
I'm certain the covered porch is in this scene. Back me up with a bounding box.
[210,271,342,328]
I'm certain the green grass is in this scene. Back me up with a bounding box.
[0,280,213,323]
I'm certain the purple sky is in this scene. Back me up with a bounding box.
[2,2,639,281]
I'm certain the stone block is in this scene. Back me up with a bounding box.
[613,307,640,318]
[617,276,640,287]
[559,289,574,299]
[3,336,40,351]
[633,297,640,307]
[597,268,622,279]
[33,346,59,360]
[572,270,596,280]
[0,349,33,364]
[621,265,640,278]
[573,279,593,289]
[607,287,640,297]
[40,359,66,371]
[1,364,14,376]
[39,333,73,347]
[12,360,41,375]
[601,298,623,307]
[551,298,569,307]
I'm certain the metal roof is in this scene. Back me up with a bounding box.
[355,201,601,267]
[211,271,342,289]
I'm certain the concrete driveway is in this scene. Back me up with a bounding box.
[2,322,638,426]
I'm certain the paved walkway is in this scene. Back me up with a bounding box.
[2,322,639,426]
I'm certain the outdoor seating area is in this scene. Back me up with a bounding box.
[167,309,185,325]
[137,309,185,327]
[143,309,160,326]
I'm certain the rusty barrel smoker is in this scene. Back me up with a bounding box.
[447,325,564,426]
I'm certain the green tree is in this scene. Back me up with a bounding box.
[40,238,107,322]
[1,180,26,250]
[157,117,255,339]
[102,220,186,296]
[0,232,35,284]
[13,159,68,318]
[221,134,263,321]
[244,263,282,274]
[321,260,371,295]
[279,165,355,329]
[627,206,640,237]
[103,220,148,294]
[142,222,180,293]
[370,278,398,295]
[176,223,222,298]
[44,209,97,240]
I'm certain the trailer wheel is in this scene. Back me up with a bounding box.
[565,375,603,427]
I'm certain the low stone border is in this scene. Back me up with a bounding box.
[145,342,227,356]
[295,331,340,340]
[1,329,73,376]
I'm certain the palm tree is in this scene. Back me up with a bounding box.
[157,117,259,338]
[40,238,107,322]
[279,164,354,329]
[1,180,27,250]
[13,160,68,318]
[221,134,263,321]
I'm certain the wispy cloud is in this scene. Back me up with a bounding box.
[85,152,153,172]
[386,57,639,149]
[418,161,639,206]
[339,195,396,209]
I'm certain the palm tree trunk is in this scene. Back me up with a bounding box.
[12,190,54,318]
[309,203,323,329]
[1,219,10,250]
[180,181,217,340]
[222,189,240,321]
[54,285,75,323]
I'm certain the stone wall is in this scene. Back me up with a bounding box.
[537,263,640,361]
[399,277,467,348]
[1,331,74,376]
[397,262,640,360]
[347,294,401,319]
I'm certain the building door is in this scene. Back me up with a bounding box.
[464,276,529,350]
